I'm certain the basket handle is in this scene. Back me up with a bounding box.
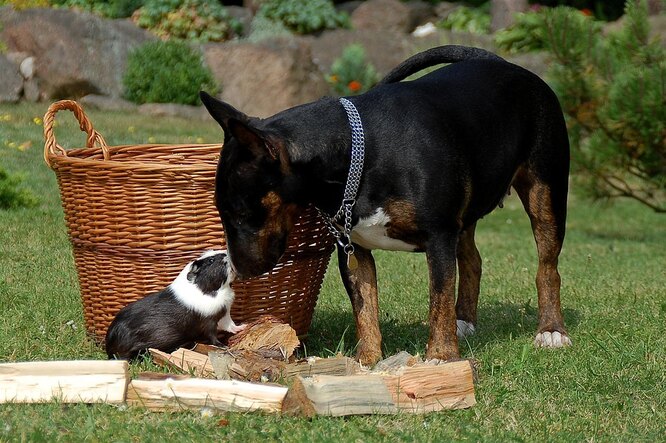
[43,100,110,168]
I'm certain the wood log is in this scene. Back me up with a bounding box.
[283,356,361,379]
[282,360,476,417]
[228,315,300,359]
[373,351,421,374]
[149,348,214,378]
[209,351,360,383]
[209,349,285,382]
[0,360,128,404]
[126,377,288,413]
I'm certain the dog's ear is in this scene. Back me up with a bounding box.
[199,91,248,133]
[227,118,282,162]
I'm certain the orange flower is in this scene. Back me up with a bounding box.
[348,80,362,92]
[580,8,593,16]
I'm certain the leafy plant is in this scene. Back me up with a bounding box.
[0,0,49,9]
[0,166,36,209]
[123,40,217,105]
[49,0,145,18]
[495,8,549,53]
[258,0,349,35]
[438,3,491,35]
[544,0,665,212]
[328,44,378,97]
[245,13,293,43]
[133,0,241,42]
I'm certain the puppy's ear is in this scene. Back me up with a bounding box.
[200,91,248,133]
[228,118,284,162]
[186,261,201,282]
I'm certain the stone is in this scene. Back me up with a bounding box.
[138,103,210,120]
[23,78,41,102]
[351,0,412,34]
[0,54,23,102]
[490,0,528,32]
[434,2,461,19]
[504,51,549,79]
[225,6,253,37]
[19,56,34,79]
[336,1,364,16]
[4,51,29,67]
[405,0,436,29]
[79,94,137,112]
[204,38,329,118]
[309,29,412,78]
[0,7,152,100]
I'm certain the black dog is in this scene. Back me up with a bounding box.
[201,45,571,365]
[105,250,245,360]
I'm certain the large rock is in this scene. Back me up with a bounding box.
[0,54,22,102]
[204,38,329,118]
[0,7,152,100]
[490,0,528,32]
[309,29,413,78]
[351,0,412,34]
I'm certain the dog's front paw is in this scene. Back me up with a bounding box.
[534,331,572,348]
[456,320,476,339]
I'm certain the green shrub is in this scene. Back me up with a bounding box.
[133,0,241,42]
[438,3,491,35]
[495,5,604,54]
[1,0,49,9]
[258,0,349,35]
[123,40,218,105]
[328,44,378,97]
[495,9,548,53]
[49,0,145,18]
[246,14,293,43]
[0,167,36,210]
[544,0,665,212]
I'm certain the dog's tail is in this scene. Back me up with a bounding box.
[377,45,503,86]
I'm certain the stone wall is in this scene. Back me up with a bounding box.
[5,1,655,118]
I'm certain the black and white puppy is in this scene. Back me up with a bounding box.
[105,250,245,360]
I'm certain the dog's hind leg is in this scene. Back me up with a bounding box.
[456,223,481,338]
[425,232,460,361]
[338,244,383,366]
[513,166,572,348]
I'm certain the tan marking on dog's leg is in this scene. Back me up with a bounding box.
[425,235,460,361]
[337,245,383,366]
[513,168,571,347]
[456,223,481,337]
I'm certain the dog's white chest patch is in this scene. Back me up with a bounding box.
[351,209,417,252]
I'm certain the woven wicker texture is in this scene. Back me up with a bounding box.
[44,100,334,343]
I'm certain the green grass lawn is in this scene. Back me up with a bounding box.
[1,102,665,442]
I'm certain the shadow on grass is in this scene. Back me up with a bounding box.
[578,227,662,243]
[474,301,581,347]
[304,301,582,359]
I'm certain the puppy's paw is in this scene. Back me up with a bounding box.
[534,331,572,348]
[456,320,476,339]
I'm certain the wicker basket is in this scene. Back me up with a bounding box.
[43,100,334,343]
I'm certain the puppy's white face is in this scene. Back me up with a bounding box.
[169,250,236,317]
